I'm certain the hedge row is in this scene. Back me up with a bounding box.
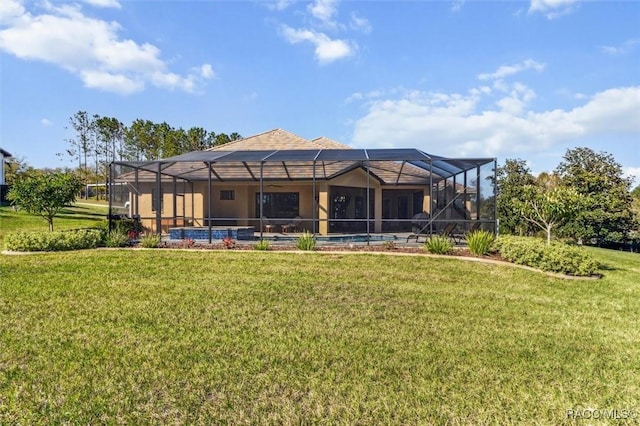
[494,236,599,276]
[4,229,104,252]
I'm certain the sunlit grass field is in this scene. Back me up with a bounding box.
[0,203,108,245]
[1,245,638,424]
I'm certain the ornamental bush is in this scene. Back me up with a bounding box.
[423,235,453,255]
[495,236,599,276]
[296,231,316,251]
[139,234,162,248]
[105,232,129,248]
[465,230,495,256]
[253,240,270,251]
[5,229,104,252]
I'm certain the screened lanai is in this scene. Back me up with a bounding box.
[109,146,496,243]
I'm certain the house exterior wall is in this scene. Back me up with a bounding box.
[0,154,5,186]
[132,167,432,236]
[135,181,202,232]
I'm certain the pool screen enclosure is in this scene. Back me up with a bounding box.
[109,148,497,243]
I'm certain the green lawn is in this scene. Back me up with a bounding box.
[0,204,108,245]
[1,246,638,424]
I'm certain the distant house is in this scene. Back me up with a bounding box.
[111,129,496,239]
[0,148,12,205]
[0,148,11,186]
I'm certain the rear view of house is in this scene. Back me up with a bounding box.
[111,129,496,240]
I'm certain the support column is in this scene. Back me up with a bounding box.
[108,162,113,232]
[366,159,370,244]
[374,186,382,233]
[259,162,264,240]
[476,165,481,222]
[155,162,162,235]
[207,162,212,244]
[172,176,177,227]
[318,182,329,235]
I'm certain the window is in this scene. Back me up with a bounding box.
[255,192,299,218]
[220,190,235,201]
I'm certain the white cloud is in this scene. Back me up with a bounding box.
[308,0,338,26]
[478,59,546,81]
[351,85,640,160]
[528,0,581,19]
[0,1,211,95]
[265,0,296,12]
[0,0,25,24]
[600,39,640,56]
[80,70,143,94]
[41,118,52,126]
[199,64,215,79]
[281,25,354,64]
[451,0,465,13]
[345,89,387,104]
[82,0,121,8]
[273,0,367,64]
[624,167,640,187]
[350,12,371,34]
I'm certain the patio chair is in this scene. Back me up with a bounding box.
[281,216,302,233]
[441,222,460,243]
[261,216,274,233]
[466,221,481,234]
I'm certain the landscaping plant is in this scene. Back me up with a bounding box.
[495,235,599,276]
[465,230,495,256]
[7,171,82,231]
[382,240,397,250]
[105,231,129,248]
[253,239,270,251]
[139,233,161,248]
[423,235,453,255]
[222,236,236,249]
[4,229,103,252]
[180,238,196,249]
[296,231,316,251]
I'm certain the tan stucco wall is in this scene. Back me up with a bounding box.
[132,168,431,235]
[135,182,202,232]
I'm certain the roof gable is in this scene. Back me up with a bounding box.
[311,137,351,150]
[208,129,334,151]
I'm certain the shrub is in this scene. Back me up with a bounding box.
[180,238,195,249]
[139,233,161,248]
[253,239,270,251]
[296,231,316,251]
[105,232,129,248]
[5,229,103,252]
[383,240,396,250]
[466,230,495,256]
[495,236,599,276]
[222,236,236,249]
[423,235,453,255]
[539,244,600,276]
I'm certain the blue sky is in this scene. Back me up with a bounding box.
[1,0,639,185]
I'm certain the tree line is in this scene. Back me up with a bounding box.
[494,147,638,247]
[66,110,241,167]
[63,111,242,198]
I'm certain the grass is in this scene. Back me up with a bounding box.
[0,204,108,246]
[1,248,639,424]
